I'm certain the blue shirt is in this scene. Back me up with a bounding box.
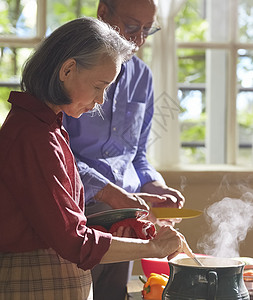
[63,55,165,204]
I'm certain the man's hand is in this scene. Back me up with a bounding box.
[94,181,186,225]
[141,181,185,209]
[94,182,151,211]
[140,181,185,226]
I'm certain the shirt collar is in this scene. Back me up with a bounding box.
[8,91,62,126]
[115,63,126,84]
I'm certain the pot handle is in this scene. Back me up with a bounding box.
[207,271,218,300]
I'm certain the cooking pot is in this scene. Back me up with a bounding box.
[162,257,249,300]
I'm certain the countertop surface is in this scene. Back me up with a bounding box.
[126,276,143,300]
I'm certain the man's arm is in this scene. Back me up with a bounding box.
[76,159,110,203]
[132,68,185,209]
[78,160,165,215]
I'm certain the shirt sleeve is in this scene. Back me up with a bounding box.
[76,158,110,203]
[133,70,166,187]
[63,113,110,204]
[5,125,112,270]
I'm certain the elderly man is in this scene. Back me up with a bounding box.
[63,0,185,299]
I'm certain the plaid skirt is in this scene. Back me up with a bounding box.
[0,248,93,300]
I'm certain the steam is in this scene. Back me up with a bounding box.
[198,192,253,257]
[180,175,187,191]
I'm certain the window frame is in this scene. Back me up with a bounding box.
[0,0,46,48]
[2,0,253,169]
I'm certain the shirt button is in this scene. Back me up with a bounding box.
[114,169,118,174]
[113,127,117,131]
[105,151,109,156]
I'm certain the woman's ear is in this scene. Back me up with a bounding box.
[59,58,76,82]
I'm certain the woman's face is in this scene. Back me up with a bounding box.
[59,56,120,118]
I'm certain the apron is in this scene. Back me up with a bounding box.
[0,248,93,300]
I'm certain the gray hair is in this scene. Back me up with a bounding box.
[21,17,134,105]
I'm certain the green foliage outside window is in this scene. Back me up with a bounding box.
[175,0,207,162]
[47,0,99,31]
[0,88,12,126]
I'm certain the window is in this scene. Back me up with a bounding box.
[175,0,253,166]
[1,0,253,169]
[144,0,253,168]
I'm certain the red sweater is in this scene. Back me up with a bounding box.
[0,91,112,270]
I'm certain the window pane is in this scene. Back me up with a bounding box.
[238,0,253,43]
[237,91,253,166]
[237,49,253,87]
[0,47,30,126]
[177,48,206,164]
[178,48,206,83]
[0,87,16,127]
[46,0,98,31]
[0,0,37,37]
[179,89,206,164]
[177,0,237,44]
[237,49,253,165]
[176,0,207,42]
[0,47,33,81]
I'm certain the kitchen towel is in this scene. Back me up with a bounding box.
[90,218,156,240]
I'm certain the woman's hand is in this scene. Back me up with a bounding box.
[101,224,194,264]
[149,225,194,260]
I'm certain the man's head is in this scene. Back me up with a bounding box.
[97,0,159,50]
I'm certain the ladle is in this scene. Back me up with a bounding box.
[193,256,204,266]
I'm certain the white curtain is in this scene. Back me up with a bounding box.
[148,0,186,170]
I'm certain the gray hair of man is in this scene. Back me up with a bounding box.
[21,17,134,105]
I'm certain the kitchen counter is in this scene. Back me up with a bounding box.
[126,276,143,300]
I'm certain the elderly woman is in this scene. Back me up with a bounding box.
[0,17,192,300]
